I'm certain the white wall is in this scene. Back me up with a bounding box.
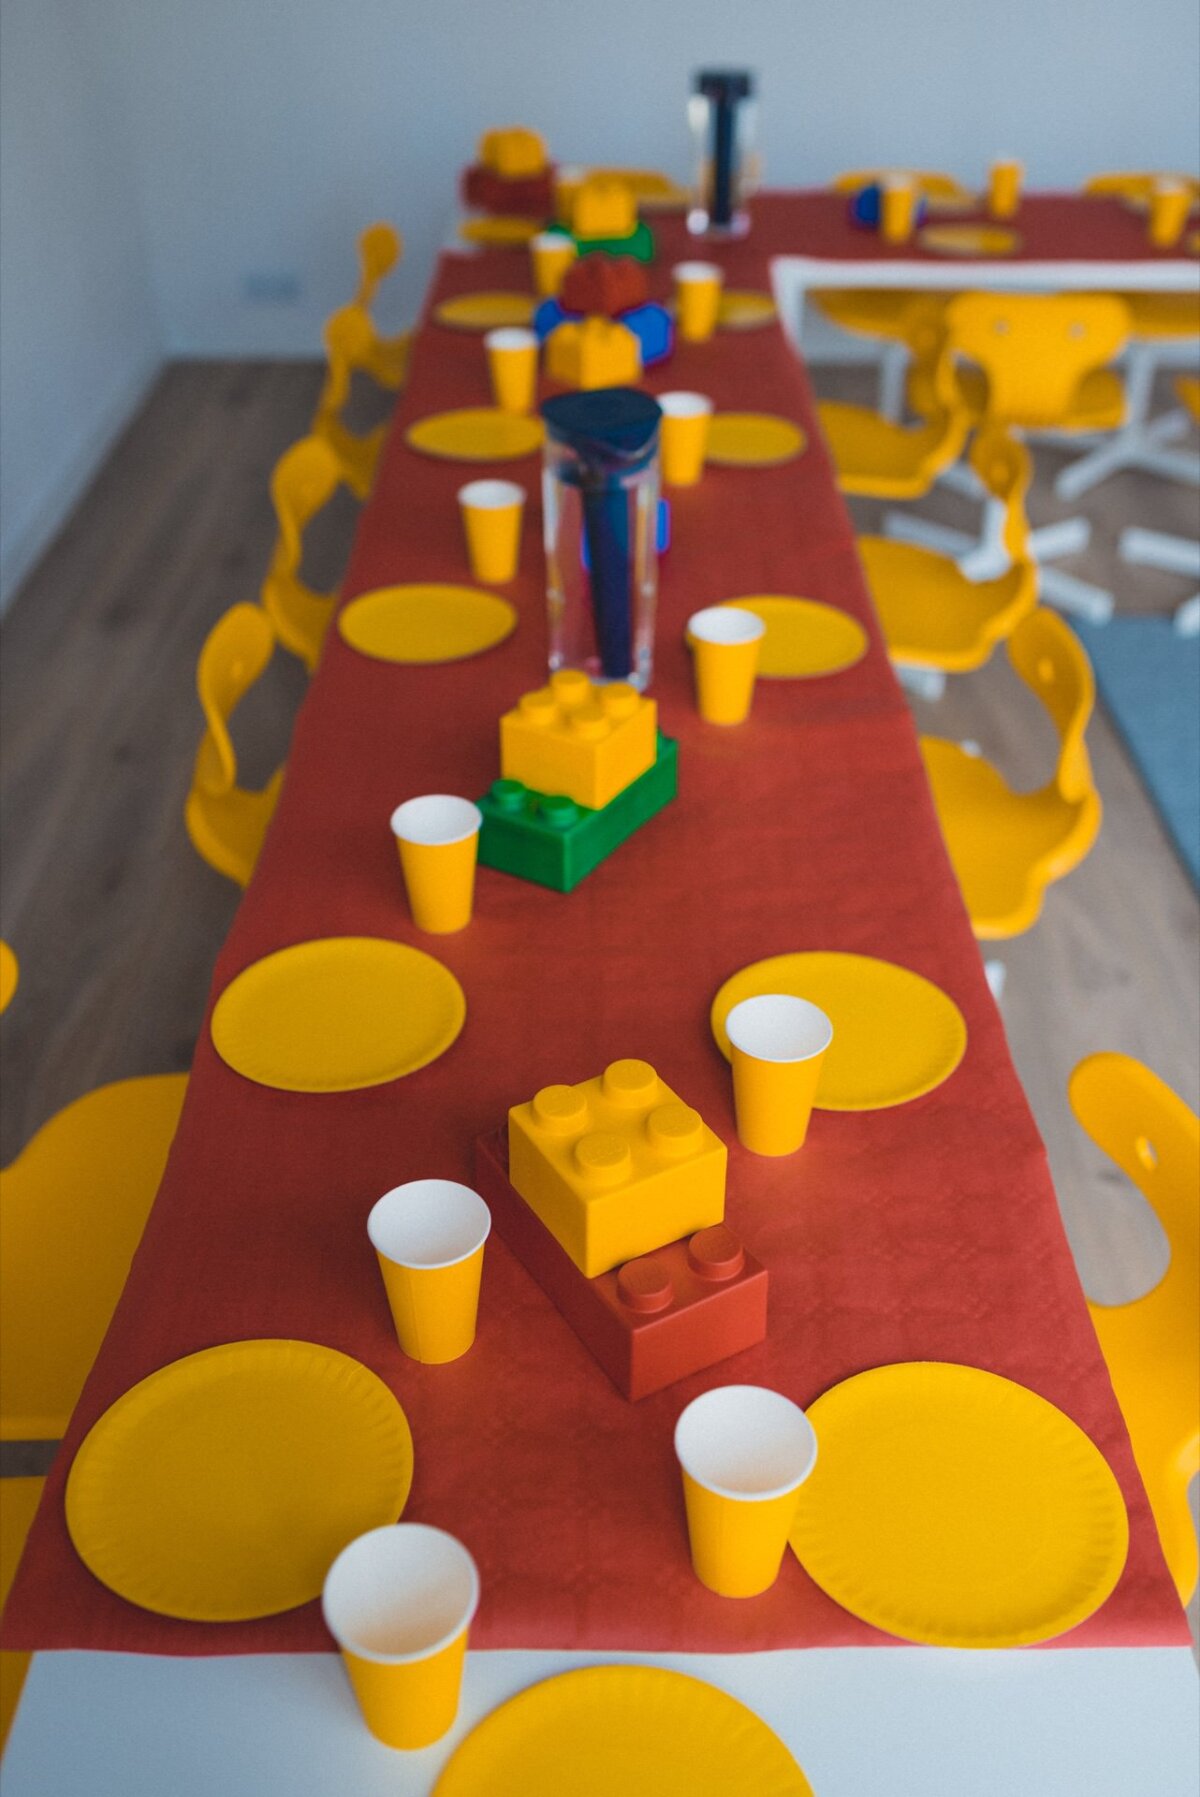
[0,0,161,606]
[92,0,1200,358]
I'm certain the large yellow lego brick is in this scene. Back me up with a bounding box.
[571,177,637,240]
[508,1059,727,1276]
[544,317,642,392]
[478,127,547,179]
[500,671,656,810]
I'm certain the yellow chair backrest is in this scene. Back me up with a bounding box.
[898,297,964,419]
[193,603,275,799]
[1084,171,1200,204]
[832,168,971,200]
[968,426,1033,563]
[1068,1052,1200,1603]
[317,303,379,426]
[271,434,343,577]
[946,293,1130,429]
[1006,608,1097,805]
[355,221,402,310]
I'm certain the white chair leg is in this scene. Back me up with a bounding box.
[1037,564,1115,624]
[1055,411,1196,502]
[1174,593,1200,635]
[1120,528,1200,579]
[878,342,909,424]
[984,960,1007,1002]
[1029,517,1093,561]
[883,512,978,557]
[895,662,947,700]
[938,462,985,500]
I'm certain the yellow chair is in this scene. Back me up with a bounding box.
[184,603,284,888]
[1068,1053,1200,1606]
[0,941,17,1015]
[352,222,413,384]
[1,1476,44,1749]
[1082,171,1200,207]
[818,300,971,499]
[311,305,391,500]
[859,427,1038,684]
[920,607,1102,937]
[0,1072,188,1442]
[829,169,974,202]
[261,435,344,671]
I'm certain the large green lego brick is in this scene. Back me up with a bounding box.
[478,734,677,892]
[544,220,656,263]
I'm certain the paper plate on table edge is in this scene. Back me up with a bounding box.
[718,290,779,330]
[710,950,966,1110]
[433,1665,814,1797]
[406,409,544,464]
[458,215,543,246]
[707,413,807,468]
[585,168,691,212]
[432,292,537,331]
[788,1361,1129,1649]
[65,1340,413,1622]
[0,940,17,1014]
[922,190,980,214]
[917,223,1022,257]
[723,597,868,678]
[1186,229,1200,254]
[339,585,517,663]
[211,937,466,1093]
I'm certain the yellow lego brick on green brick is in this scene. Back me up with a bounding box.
[508,1059,727,1277]
[571,176,637,240]
[500,670,656,810]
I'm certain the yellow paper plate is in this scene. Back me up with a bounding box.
[406,409,544,464]
[339,584,517,664]
[717,290,778,331]
[922,190,980,215]
[211,937,466,1093]
[0,940,17,1015]
[433,292,537,332]
[459,216,542,247]
[723,597,868,678]
[66,1340,413,1621]
[789,1362,1129,1648]
[710,950,966,1110]
[917,224,1021,257]
[707,414,807,468]
[434,1665,813,1796]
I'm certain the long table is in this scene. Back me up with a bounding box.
[4,192,1197,1792]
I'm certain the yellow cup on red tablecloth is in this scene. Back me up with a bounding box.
[675,1385,818,1597]
[988,159,1023,220]
[530,231,577,298]
[726,993,833,1155]
[687,605,766,726]
[458,479,525,584]
[323,1524,480,1748]
[1148,179,1192,249]
[368,1178,491,1364]
[390,794,482,934]
[485,326,539,413]
[880,175,918,244]
[673,261,724,342]
[659,391,713,487]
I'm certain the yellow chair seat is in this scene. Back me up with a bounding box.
[813,289,951,342]
[818,400,969,499]
[907,361,1125,432]
[185,763,285,890]
[0,1073,188,1441]
[920,736,1100,937]
[1069,1054,1200,1606]
[1,1476,44,1749]
[860,536,1036,672]
[1176,374,1200,423]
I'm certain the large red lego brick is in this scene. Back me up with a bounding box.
[475,1128,768,1401]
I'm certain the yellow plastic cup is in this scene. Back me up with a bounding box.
[988,159,1023,220]
[673,261,724,342]
[726,993,834,1156]
[880,175,918,244]
[390,794,482,934]
[485,326,539,413]
[674,1385,818,1598]
[554,164,586,223]
[458,478,525,584]
[687,605,766,726]
[368,1178,491,1364]
[323,1523,480,1749]
[1148,179,1191,248]
[658,391,713,487]
[530,230,577,298]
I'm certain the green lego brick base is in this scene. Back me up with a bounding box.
[544,220,656,263]
[478,734,677,892]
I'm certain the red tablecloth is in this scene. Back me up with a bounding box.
[5,199,1189,1657]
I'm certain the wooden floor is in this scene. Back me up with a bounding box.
[1,357,1197,1636]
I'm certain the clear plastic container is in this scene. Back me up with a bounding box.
[541,389,662,691]
[688,70,757,239]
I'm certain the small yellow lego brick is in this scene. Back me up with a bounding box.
[508,1059,727,1276]
[544,317,642,392]
[500,670,656,810]
[571,177,637,240]
[478,127,548,179]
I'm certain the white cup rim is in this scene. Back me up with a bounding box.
[532,230,571,251]
[390,795,482,847]
[687,606,766,648]
[675,1384,818,1501]
[322,1524,480,1664]
[726,993,834,1063]
[368,1180,492,1270]
[484,327,538,352]
[457,479,526,511]
[658,391,714,419]
[673,260,724,282]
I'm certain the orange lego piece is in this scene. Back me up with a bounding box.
[572,176,637,240]
[507,1059,727,1276]
[478,127,548,180]
[544,316,642,391]
[499,671,656,809]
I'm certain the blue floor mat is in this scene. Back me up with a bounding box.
[1075,614,1200,888]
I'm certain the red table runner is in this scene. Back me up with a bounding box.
[5,198,1189,1657]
